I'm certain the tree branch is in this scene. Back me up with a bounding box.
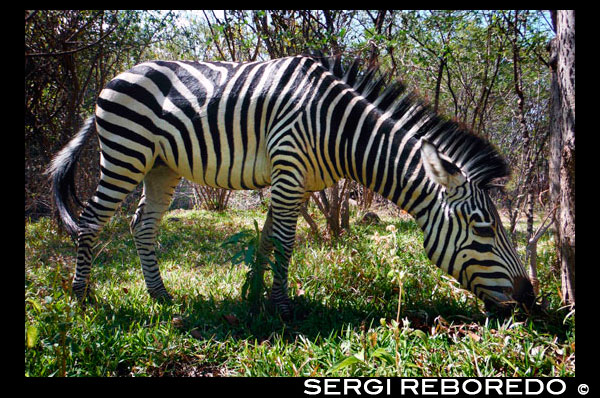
[25,17,118,58]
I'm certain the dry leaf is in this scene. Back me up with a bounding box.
[467,331,481,342]
[172,314,184,329]
[369,332,378,347]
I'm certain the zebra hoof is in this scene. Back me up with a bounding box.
[280,308,292,321]
[149,289,173,303]
[271,298,293,321]
[72,284,95,306]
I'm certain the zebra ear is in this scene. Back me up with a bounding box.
[420,139,466,190]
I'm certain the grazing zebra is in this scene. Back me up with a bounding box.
[48,53,535,317]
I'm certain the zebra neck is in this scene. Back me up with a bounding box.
[344,108,446,269]
[342,106,438,220]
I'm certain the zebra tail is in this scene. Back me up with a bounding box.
[46,116,97,237]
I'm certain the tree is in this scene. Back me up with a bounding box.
[509,10,537,248]
[548,10,575,306]
[25,10,183,218]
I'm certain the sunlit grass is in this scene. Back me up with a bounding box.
[25,207,574,377]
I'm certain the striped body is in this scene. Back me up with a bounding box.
[98,57,346,192]
[48,54,534,317]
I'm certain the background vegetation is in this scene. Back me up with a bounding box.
[25,10,574,377]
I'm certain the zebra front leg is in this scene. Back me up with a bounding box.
[131,164,181,301]
[267,197,303,320]
[255,208,274,282]
[270,237,294,319]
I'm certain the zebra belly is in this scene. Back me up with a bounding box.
[177,147,272,191]
[152,124,272,191]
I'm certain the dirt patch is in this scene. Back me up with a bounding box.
[145,355,229,377]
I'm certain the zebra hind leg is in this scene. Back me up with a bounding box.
[72,169,145,303]
[130,164,181,301]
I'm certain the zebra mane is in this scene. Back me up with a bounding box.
[308,53,510,189]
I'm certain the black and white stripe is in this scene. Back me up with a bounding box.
[48,54,534,315]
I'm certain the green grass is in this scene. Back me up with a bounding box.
[25,208,574,377]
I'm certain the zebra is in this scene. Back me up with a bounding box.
[48,53,535,318]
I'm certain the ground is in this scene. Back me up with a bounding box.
[25,197,574,377]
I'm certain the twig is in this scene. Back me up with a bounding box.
[298,203,320,236]
[26,14,119,58]
[526,205,558,295]
[311,192,327,217]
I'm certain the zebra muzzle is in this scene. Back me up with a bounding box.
[512,275,536,311]
[483,276,536,315]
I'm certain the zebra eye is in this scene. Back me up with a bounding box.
[473,224,495,238]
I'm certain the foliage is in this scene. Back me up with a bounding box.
[25,10,182,217]
[192,185,233,211]
[221,219,289,314]
[221,220,267,311]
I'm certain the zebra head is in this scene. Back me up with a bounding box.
[418,139,535,314]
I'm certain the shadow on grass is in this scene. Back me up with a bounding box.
[90,282,572,351]
[83,211,571,346]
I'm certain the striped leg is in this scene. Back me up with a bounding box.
[265,184,305,319]
[255,208,274,283]
[72,168,144,302]
[130,164,181,300]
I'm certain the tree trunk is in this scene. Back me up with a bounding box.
[311,180,350,238]
[511,10,536,254]
[433,57,445,113]
[549,10,575,306]
[548,38,561,273]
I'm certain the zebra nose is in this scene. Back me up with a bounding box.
[512,275,536,310]
[483,293,514,316]
[483,276,536,316]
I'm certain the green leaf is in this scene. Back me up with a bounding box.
[244,244,256,265]
[253,219,260,237]
[230,250,245,265]
[26,298,42,313]
[411,329,428,341]
[371,347,395,365]
[221,229,253,247]
[26,324,39,348]
[329,354,363,373]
